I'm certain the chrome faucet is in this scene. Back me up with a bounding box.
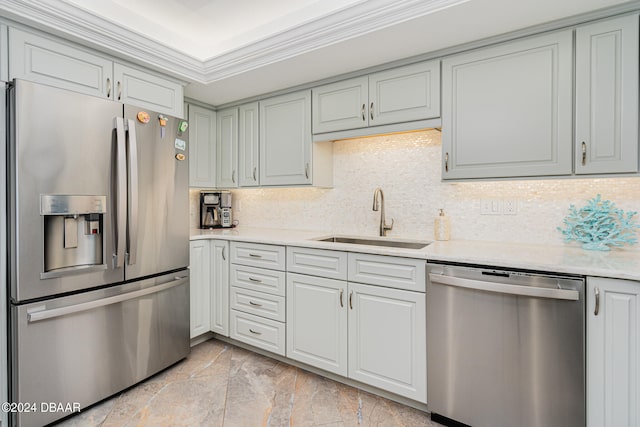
[372,187,394,237]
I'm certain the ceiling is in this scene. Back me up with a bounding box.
[1,0,637,106]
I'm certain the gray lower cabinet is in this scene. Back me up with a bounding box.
[442,30,573,179]
[285,247,427,403]
[210,240,230,336]
[229,242,286,355]
[189,240,211,338]
[188,104,217,188]
[9,26,184,117]
[575,14,639,175]
[312,60,440,134]
[216,107,239,188]
[587,276,640,427]
[238,102,260,187]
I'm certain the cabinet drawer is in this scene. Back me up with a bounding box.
[348,253,426,292]
[230,287,285,322]
[230,310,285,356]
[287,246,347,280]
[230,264,286,296]
[230,242,286,270]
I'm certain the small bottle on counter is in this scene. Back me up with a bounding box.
[434,209,450,241]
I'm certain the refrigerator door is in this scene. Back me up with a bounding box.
[124,106,189,280]
[11,270,190,427]
[9,80,125,302]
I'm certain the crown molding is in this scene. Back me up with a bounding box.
[0,0,467,83]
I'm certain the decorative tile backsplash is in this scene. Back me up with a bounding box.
[190,130,640,248]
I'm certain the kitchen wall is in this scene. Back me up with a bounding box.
[190,130,640,249]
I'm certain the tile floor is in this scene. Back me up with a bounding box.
[55,339,442,427]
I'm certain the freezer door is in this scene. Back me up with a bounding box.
[9,80,125,301]
[124,106,189,280]
[11,270,190,427]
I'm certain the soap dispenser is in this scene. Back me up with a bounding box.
[434,209,451,241]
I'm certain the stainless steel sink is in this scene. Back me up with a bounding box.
[314,235,431,249]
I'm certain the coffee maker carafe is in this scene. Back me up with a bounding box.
[200,191,233,229]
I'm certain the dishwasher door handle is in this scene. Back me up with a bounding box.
[429,273,579,301]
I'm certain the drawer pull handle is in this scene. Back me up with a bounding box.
[248,277,262,283]
[249,253,262,258]
[444,152,449,173]
[349,291,353,310]
[249,301,262,307]
[361,103,365,121]
[370,102,374,121]
[582,141,587,166]
[594,287,600,316]
[222,246,226,261]
[249,329,262,335]
[340,289,344,308]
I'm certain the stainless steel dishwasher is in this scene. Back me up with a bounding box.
[426,263,585,427]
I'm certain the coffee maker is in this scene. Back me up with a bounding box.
[200,191,233,229]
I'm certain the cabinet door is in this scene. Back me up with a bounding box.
[286,273,348,376]
[216,108,239,188]
[1,24,8,83]
[113,63,184,118]
[369,60,440,126]
[9,27,112,99]
[312,76,368,133]
[348,282,426,403]
[587,277,640,427]
[238,102,260,186]
[188,104,217,188]
[442,30,573,179]
[211,240,230,336]
[189,240,211,338]
[575,14,639,175]
[260,90,312,186]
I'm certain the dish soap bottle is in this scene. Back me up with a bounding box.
[434,209,450,241]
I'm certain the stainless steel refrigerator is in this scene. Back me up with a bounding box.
[7,80,190,427]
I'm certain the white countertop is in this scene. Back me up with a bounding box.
[191,227,640,281]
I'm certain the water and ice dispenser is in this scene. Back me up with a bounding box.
[41,195,106,275]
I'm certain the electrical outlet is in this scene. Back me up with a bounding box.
[481,199,502,215]
[503,200,517,215]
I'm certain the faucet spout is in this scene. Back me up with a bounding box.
[372,187,394,237]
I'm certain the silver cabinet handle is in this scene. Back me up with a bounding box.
[305,163,309,179]
[28,276,187,322]
[370,102,374,121]
[444,152,449,173]
[249,301,262,307]
[340,289,344,308]
[249,253,262,258]
[126,119,139,266]
[361,103,366,121]
[106,78,111,98]
[429,273,579,301]
[232,170,236,183]
[249,329,262,335]
[581,141,587,166]
[594,287,600,316]
[117,81,122,100]
[253,166,257,182]
[248,277,262,283]
[349,291,353,310]
[222,246,226,261]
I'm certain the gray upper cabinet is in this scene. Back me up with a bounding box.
[312,76,369,133]
[575,14,639,175]
[188,104,217,188]
[238,102,260,187]
[260,90,313,186]
[9,26,184,118]
[368,61,440,126]
[216,107,239,188]
[113,63,184,118]
[441,30,573,179]
[312,60,440,134]
[9,27,112,98]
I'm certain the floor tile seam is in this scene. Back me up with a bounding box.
[220,345,235,427]
[188,343,230,379]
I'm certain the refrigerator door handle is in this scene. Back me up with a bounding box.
[27,276,188,323]
[126,119,139,266]
[114,117,127,269]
